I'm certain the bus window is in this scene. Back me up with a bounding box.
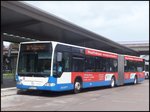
[63,52,71,72]
[106,60,111,72]
[85,56,95,72]
[72,57,84,72]
[53,51,71,77]
[113,59,118,72]
[125,60,144,72]
[95,57,101,72]
[95,57,107,72]
[136,61,144,72]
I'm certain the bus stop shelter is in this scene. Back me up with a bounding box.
[1,1,139,84]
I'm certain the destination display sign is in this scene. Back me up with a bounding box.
[21,43,50,51]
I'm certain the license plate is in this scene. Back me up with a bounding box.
[29,87,37,90]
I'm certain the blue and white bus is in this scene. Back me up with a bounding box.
[16,41,145,93]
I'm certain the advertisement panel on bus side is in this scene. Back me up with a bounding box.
[124,56,143,62]
[71,72,118,83]
[85,49,118,59]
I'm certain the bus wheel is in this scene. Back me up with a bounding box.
[133,76,138,84]
[17,89,26,94]
[110,77,115,88]
[74,80,82,94]
[17,89,23,94]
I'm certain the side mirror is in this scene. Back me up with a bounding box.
[57,52,62,62]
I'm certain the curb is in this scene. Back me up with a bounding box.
[1,87,17,97]
[1,87,16,91]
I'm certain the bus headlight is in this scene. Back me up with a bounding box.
[17,81,22,85]
[44,83,55,87]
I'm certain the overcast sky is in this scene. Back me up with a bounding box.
[4,1,149,46]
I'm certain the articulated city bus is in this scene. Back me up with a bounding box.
[16,41,145,93]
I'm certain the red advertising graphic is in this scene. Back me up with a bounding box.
[125,56,143,62]
[85,49,118,59]
[124,72,145,80]
[71,72,118,83]
[124,72,131,80]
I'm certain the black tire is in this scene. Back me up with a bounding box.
[17,89,27,94]
[110,77,116,88]
[17,89,23,94]
[74,79,82,94]
[133,76,138,84]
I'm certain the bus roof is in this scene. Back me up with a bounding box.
[20,41,142,59]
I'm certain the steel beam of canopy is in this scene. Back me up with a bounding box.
[1,1,138,56]
[3,35,33,43]
[2,20,41,32]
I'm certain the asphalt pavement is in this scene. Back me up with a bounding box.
[1,80,149,111]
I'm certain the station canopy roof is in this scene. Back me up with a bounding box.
[1,1,139,56]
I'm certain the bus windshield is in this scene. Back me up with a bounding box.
[18,43,52,77]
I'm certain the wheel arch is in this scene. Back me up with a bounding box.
[74,76,83,84]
